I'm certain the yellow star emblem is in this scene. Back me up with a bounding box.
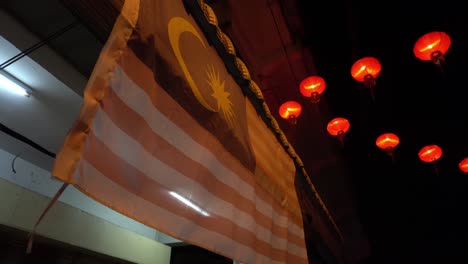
[206,65,236,128]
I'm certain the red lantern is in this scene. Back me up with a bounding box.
[327,117,350,136]
[413,31,451,64]
[279,101,302,125]
[300,76,326,103]
[351,57,381,89]
[418,145,442,163]
[376,133,400,158]
[376,133,400,150]
[327,117,350,145]
[459,158,468,173]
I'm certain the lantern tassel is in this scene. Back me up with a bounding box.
[433,164,440,177]
[385,148,396,164]
[364,74,376,103]
[431,51,446,75]
[288,115,297,125]
[435,62,446,76]
[337,133,345,147]
[310,92,321,104]
[369,85,376,104]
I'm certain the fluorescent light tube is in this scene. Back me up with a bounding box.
[0,71,31,97]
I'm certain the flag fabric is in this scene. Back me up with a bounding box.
[54,0,312,263]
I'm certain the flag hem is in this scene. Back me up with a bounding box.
[52,0,139,182]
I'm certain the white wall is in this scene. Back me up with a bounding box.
[0,146,175,263]
[0,177,171,264]
[0,148,161,239]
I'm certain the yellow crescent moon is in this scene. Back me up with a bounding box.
[168,17,217,112]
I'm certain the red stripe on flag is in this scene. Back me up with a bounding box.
[83,132,306,263]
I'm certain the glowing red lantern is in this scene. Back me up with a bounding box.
[376,133,400,158]
[327,117,350,136]
[279,101,302,125]
[300,76,326,103]
[327,117,350,145]
[459,158,468,173]
[418,145,442,163]
[351,57,381,89]
[376,133,400,150]
[413,31,451,65]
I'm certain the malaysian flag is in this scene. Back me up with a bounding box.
[54,0,313,262]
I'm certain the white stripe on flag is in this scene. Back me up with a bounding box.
[110,65,305,239]
[92,103,307,258]
[74,160,284,264]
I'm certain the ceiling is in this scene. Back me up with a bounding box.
[0,0,183,250]
[2,0,468,263]
[0,0,102,79]
[0,8,84,170]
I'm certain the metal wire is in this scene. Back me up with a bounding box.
[0,21,79,70]
[266,0,300,87]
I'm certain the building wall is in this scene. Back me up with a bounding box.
[0,148,171,264]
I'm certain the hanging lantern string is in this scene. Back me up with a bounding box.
[267,0,301,88]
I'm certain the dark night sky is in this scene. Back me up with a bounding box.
[297,0,468,262]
